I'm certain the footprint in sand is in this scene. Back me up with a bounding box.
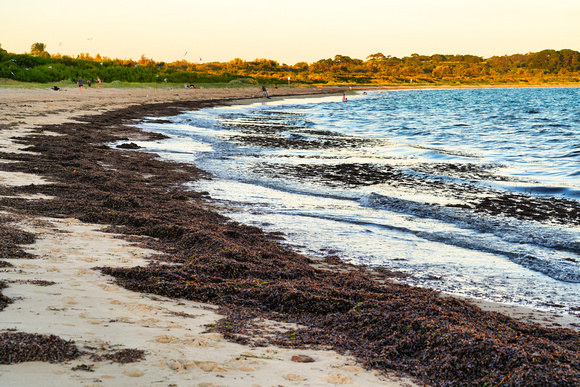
[122,367,144,377]
[284,373,306,381]
[154,335,180,344]
[19,264,40,269]
[193,361,228,373]
[62,297,78,305]
[324,372,353,384]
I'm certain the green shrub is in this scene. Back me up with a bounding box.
[229,77,258,85]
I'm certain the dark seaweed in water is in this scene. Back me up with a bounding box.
[471,193,580,226]
[0,98,579,386]
[221,113,580,227]
[252,160,580,227]
[220,113,381,149]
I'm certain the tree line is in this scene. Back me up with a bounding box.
[1,42,579,86]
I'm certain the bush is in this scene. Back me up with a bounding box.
[229,77,258,85]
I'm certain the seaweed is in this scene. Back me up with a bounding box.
[0,98,578,386]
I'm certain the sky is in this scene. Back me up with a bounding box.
[1,0,579,65]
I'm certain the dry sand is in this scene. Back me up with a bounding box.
[0,86,420,386]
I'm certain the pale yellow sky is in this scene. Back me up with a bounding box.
[1,0,579,64]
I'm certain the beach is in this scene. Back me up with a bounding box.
[0,86,419,386]
[0,86,579,387]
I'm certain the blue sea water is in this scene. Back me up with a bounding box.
[132,87,580,315]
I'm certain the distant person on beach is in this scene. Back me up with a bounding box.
[262,84,270,99]
[78,77,83,90]
[342,93,348,102]
[88,78,92,88]
[97,77,102,88]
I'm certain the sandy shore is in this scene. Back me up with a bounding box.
[0,86,578,386]
[0,86,420,386]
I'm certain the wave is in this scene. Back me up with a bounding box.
[135,89,580,313]
[561,150,580,158]
[281,118,315,128]
[509,185,580,197]
[359,192,580,283]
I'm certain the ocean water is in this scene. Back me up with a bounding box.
[132,87,580,315]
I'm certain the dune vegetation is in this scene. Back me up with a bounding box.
[1,43,580,87]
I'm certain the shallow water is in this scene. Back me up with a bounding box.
[132,87,580,315]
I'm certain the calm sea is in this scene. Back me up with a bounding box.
[133,87,580,314]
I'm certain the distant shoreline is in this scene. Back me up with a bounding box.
[357,82,580,91]
[2,79,579,91]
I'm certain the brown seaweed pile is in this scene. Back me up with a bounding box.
[0,331,146,365]
[0,99,579,386]
[0,280,12,310]
[0,332,82,364]
[0,215,36,259]
[89,348,146,364]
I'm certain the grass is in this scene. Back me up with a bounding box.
[0,78,305,90]
[2,77,577,91]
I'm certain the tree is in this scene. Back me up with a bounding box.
[227,58,247,70]
[334,54,354,63]
[292,62,309,71]
[253,58,279,70]
[367,53,387,61]
[30,42,48,57]
[431,54,447,62]
[432,65,454,78]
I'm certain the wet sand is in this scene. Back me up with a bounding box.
[0,86,578,386]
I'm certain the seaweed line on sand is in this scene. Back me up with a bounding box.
[0,97,579,386]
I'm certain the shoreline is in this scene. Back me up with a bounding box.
[362,83,580,90]
[0,86,579,386]
[0,86,418,386]
[165,92,579,325]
